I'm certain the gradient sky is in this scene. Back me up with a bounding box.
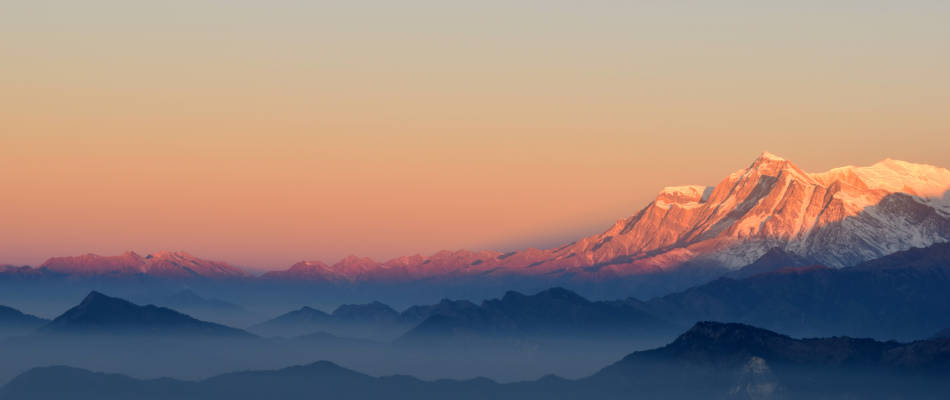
[2,1,949,271]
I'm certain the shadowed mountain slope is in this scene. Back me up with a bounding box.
[249,300,404,340]
[587,321,950,399]
[643,243,950,340]
[139,289,258,327]
[726,247,814,279]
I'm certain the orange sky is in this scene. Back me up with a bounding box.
[2,1,949,270]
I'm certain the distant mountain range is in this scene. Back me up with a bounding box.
[4,322,948,400]
[0,290,655,384]
[11,240,942,344]
[3,243,950,387]
[251,242,950,343]
[4,153,948,297]
[5,242,950,344]
[397,287,674,346]
[38,251,246,278]
[251,287,674,343]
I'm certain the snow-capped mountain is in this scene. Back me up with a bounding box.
[264,152,950,282]
[17,152,950,282]
[540,152,950,271]
[261,250,504,282]
[39,251,246,278]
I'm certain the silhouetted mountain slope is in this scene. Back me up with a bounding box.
[141,289,258,327]
[156,289,244,312]
[644,243,950,340]
[398,299,481,325]
[588,322,950,399]
[605,322,904,369]
[38,291,253,337]
[0,362,526,400]
[853,240,950,271]
[398,287,676,345]
[726,247,814,279]
[0,305,48,337]
[5,322,950,400]
[249,306,331,336]
[249,301,406,340]
[0,366,194,400]
[332,301,398,322]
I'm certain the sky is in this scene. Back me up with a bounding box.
[2,1,949,271]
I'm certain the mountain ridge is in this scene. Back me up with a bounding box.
[7,153,949,287]
[39,251,246,278]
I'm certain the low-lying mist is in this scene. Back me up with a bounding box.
[0,333,670,385]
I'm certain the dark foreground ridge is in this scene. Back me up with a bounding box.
[3,321,949,400]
